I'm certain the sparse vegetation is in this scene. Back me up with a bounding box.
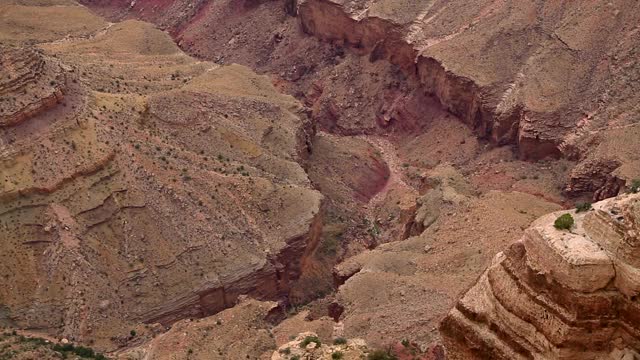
[333,337,347,345]
[332,351,344,359]
[630,179,640,194]
[299,335,321,348]
[51,342,108,359]
[401,339,410,347]
[575,202,592,213]
[367,349,398,360]
[554,213,574,230]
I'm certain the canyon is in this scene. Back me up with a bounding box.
[1,0,640,359]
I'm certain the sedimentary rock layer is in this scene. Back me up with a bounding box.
[295,0,640,197]
[0,46,66,126]
[0,10,324,349]
[440,193,640,359]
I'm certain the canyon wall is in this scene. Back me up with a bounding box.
[296,0,640,199]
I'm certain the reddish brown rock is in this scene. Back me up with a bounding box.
[0,46,66,127]
[441,193,640,359]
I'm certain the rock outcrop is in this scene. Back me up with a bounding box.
[272,331,368,360]
[0,46,65,127]
[81,0,640,200]
[441,193,640,359]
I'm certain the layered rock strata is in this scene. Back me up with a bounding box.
[0,8,323,348]
[296,0,640,196]
[441,193,640,359]
[0,46,66,127]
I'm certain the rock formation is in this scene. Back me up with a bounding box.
[4,0,640,358]
[441,193,640,359]
[81,0,640,202]
[0,46,65,127]
[0,4,323,349]
[294,0,640,198]
[271,331,368,360]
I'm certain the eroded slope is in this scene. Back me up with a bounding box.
[0,2,321,350]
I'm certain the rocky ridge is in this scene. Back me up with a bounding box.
[0,46,66,127]
[0,2,323,349]
[441,192,640,359]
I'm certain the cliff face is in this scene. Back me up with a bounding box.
[295,0,640,198]
[80,0,640,201]
[440,193,640,359]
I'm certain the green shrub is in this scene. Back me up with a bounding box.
[332,351,344,360]
[74,346,95,358]
[333,337,347,345]
[554,213,574,230]
[367,349,398,360]
[300,335,321,348]
[367,222,381,237]
[575,202,592,213]
[130,330,137,337]
[291,356,301,360]
[52,342,107,359]
[630,179,640,193]
[400,339,410,347]
[52,343,74,352]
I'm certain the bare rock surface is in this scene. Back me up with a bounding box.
[3,0,640,359]
[0,46,66,126]
[272,331,368,360]
[441,193,640,359]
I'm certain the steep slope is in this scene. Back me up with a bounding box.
[0,2,321,350]
[296,0,640,198]
[82,0,640,202]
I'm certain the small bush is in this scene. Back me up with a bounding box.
[52,342,107,359]
[74,346,95,358]
[52,343,74,352]
[554,213,574,230]
[332,351,344,360]
[367,350,398,360]
[291,356,301,360]
[401,339,410,347]
[575,202,592,213]
[299,335,321,348]
[333,337,347,345]
[630,179,640,194]
[130,330,137,337]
